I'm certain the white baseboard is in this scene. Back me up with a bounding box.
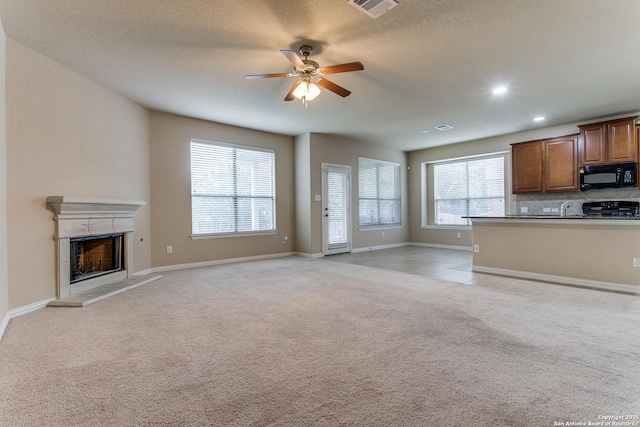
[151,252,293,273]
[299,242,471,255]
[0,311,9,343]
[472,265,640,294]
[410,242,472,251]
[351,242,410,253]
[6,298,57,321]
[135,268,154,276]
[294,252,324,258]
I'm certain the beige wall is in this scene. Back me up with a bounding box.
[303,133,409,255]
[408,123,581,247]
[5,39,152,309]
[294,134,312,255]
[149,111,295,268]
[0,19,8,328]
[472,219,640,288]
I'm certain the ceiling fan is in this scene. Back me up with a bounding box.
[244,45,364,107]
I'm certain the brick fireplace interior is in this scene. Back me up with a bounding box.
[70,234,124,283]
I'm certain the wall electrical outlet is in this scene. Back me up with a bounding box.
[457,232,461,238]
[520,206,528,213]
[473,244,480,253]
[166,245,173,254]
[633,257,640,267]
[381,231,385,237]
[543,208,551,213]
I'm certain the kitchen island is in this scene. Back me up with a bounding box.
[469,216,640,293]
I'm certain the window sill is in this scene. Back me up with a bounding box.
[421,225,471,231]
[191,230,278,240]
[358,225,402,231]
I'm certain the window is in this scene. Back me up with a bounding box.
[433,155,504,226]
[358,158,401,227]
[190,139,275,236]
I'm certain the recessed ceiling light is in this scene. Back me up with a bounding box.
[534,116,545,122]
[492,86,507,95]
[435,124,453,131]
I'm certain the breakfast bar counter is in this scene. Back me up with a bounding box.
[468,216,640,292]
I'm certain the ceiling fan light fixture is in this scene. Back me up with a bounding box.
[306,83,321,100]
[293,81,321,102]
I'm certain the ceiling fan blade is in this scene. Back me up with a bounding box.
[244,72,292,80]
[319,61,364,75]
[281,50,306,69]
[316,78,351,97]
[284,80,303,101]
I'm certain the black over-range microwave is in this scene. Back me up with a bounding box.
[579,162,637,191]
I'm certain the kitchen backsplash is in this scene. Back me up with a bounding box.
[513,187,640,216]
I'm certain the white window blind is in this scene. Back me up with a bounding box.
[359,158,401,227]
[434,155,504,226]
[190,139,275,236]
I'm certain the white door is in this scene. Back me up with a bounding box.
[322,164,351,255]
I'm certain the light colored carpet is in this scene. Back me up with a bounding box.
[1,256,639,426]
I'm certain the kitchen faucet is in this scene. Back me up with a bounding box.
[560,201,571,217]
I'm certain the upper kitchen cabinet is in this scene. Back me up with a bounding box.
[512,140,543,193]
[579,116,637,165]
[511,135,578,194]
[545,135,579,192]
[637,125,640,184]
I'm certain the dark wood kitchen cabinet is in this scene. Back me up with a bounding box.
[512,140,543,193]
[511,135,578,194]
[545,135,579,192]
[637,125,640,184]
[579,116,637,165]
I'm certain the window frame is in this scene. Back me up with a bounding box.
[358,157,402,229]
[423,152,508,228]
[190,138,276,239]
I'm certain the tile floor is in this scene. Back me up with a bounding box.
[325,246,640,312]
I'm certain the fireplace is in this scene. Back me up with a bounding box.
[70,234,124,283]
[46,197,146,298]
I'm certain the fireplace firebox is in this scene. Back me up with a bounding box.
[70,234,124,283]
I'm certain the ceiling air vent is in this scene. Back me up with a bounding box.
[347,0,399,19]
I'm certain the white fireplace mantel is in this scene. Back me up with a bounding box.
[46,196,145,214]
[46,196,146,239]
[46,196,146,299]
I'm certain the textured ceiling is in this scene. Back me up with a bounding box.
[1,0,640,151]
